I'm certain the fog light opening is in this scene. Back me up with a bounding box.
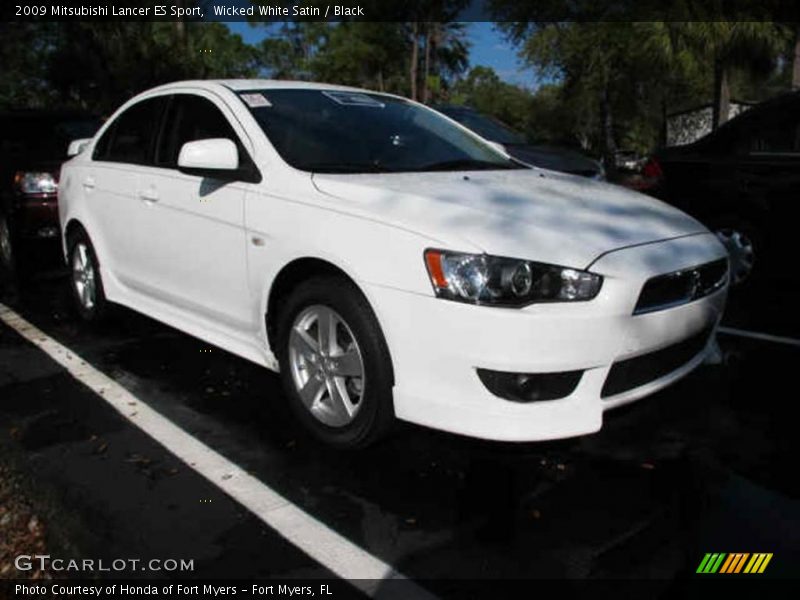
[477,368,583,403]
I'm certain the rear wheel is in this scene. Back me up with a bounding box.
[0,216,15,278]
[276,277,394,449]
[68,230,107,322]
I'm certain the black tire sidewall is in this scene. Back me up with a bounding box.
[276,277,394,449]
[68,231,107,322]
[0,215,15,278]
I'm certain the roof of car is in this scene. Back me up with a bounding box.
[148,79,378,94]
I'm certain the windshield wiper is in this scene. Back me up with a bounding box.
[305,162,395,174]
[417,159,520,172]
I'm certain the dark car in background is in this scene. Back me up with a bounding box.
[640,91,800,286]
[0,111,101,277]
[614,149,645,173]
[434,105,605,179]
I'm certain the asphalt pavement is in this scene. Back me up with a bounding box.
[0,263,798,596]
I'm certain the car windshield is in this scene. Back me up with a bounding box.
[441,110,527,145]
[238,89,524,173]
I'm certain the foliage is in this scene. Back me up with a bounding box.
[449,67,535,134]
[490,18,795,158]
[0,18,257,114]
[257,21,469,101]
[0,23,59,109]
[2,3,799,156]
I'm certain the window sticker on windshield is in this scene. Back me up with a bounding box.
[322,91,385,108]
[241,93,272,108]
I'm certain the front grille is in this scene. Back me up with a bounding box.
[601,326,713,398]
[634,259,728,315]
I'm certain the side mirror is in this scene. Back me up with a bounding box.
[67,138,91,157]
[178,138,239,178]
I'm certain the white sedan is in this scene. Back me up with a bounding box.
[58,80,728,448]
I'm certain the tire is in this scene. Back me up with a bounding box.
[67,230,108,322]
[275,276,395,449]
[710,216,763,288]
[0,215,16,280]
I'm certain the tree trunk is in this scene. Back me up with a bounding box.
[793,25,800,90]
[422,25,431,104]
[712,60,730,129]
[174,0,187,47]
[600,83,617,179]
[409,22,419,101]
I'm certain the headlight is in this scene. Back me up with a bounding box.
[14,172,58,194]
[424,249,602,307]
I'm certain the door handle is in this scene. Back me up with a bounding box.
[138,189,159,203]
[83,177,95,190]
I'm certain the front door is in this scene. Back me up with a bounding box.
[133,92,256,334]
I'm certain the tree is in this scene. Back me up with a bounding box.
[311,23,410,93]
[409,21,419,100]
[635,21,710,144]
[0,21,258,114]
[449,66,534,133]
[676,22,785,127]
[513,23,657,172]
[419,22,469,103]
[257,20,467,101]
[258,22,331,80]
[0,23,58,109]
[4,1,261,113]
[405,0,469,102]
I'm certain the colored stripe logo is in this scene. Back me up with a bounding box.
[696,553,773,574]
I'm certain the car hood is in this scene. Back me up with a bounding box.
[311,169,707,269]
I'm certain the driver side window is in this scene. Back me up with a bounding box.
[155,95,242,168]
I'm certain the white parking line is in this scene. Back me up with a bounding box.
[717,326,800,348]
[0,303,436,600]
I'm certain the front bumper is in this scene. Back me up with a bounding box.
[366,233,728,441]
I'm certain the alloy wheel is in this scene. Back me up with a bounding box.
[72,242,97,310]
[0,219,12,269]
[288,305,366,428]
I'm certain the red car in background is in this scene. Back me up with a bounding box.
[0,111,101,278]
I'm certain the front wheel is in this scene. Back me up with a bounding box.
[276,277,395,449]
[68,231,108,322]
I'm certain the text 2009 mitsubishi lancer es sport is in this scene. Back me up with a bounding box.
[58,80,728,448]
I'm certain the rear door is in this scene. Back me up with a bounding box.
[85,96,168,287]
